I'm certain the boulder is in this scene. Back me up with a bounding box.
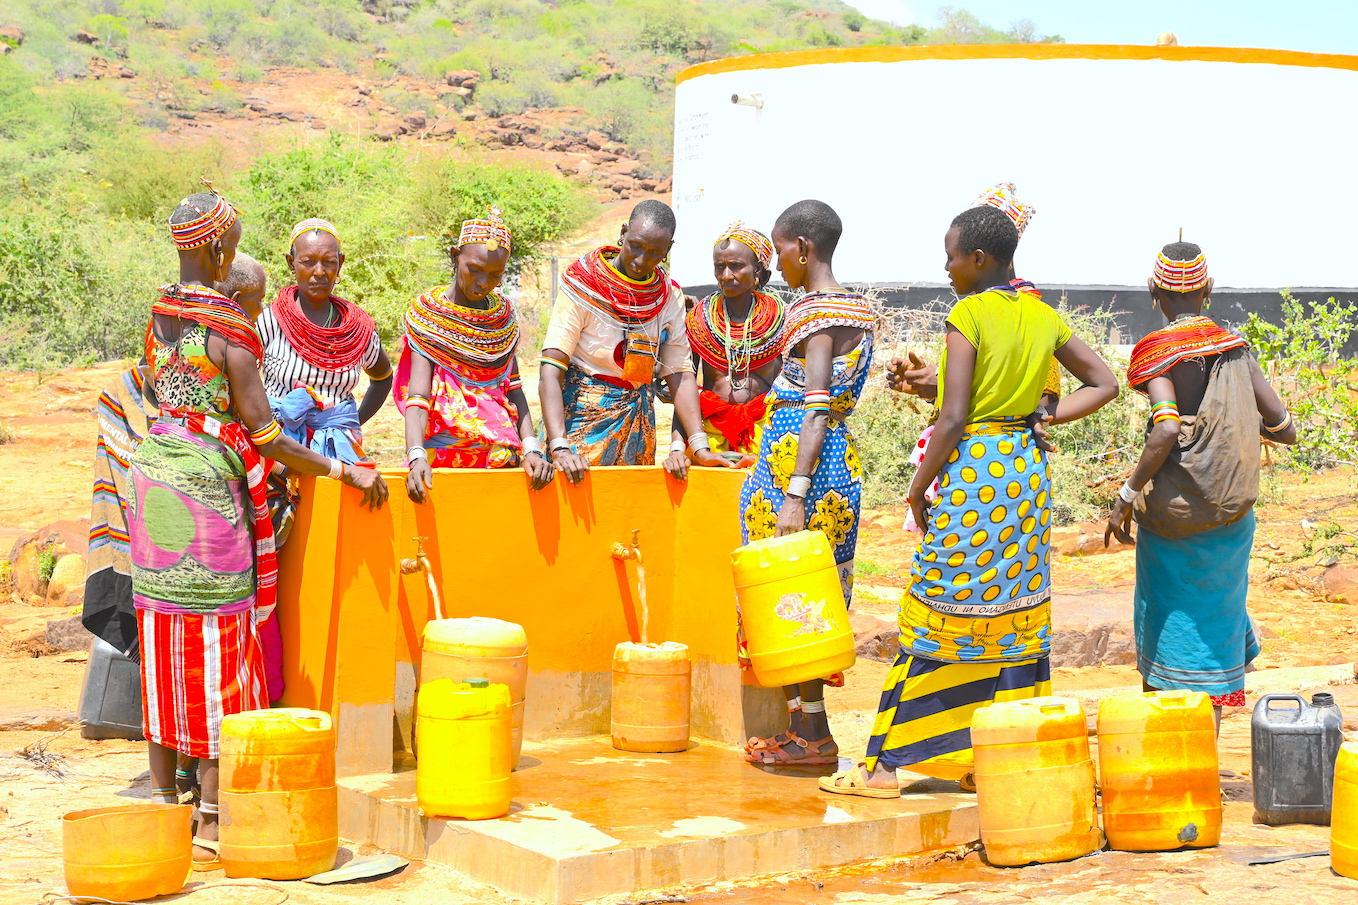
[429,121,456,138]
[656,178,673,194]
[371,121,404,141]
[445,68,480,88]
[575,158,596,177]
[1323,566,1358,604]
[403,109,427,130]
[609,158,642,176]
[73,29,99,44]
[851,612,898,662]
[118,67,135,78]
[308,118,328,130]
[46,615,94,652]
[582,132,603,151]
[0,26,25,47]
[46,555,85,608]
[1049,588,1136,668]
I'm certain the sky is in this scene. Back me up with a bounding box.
[850,0,1358,57]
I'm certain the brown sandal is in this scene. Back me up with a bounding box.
[743,732,839,766]
[959,773,977,793]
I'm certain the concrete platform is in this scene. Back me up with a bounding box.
[340,737,979,904]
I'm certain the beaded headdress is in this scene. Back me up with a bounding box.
[457,206,512,253]
[716,220,774,268]
[168,178,239,250]
[971,182,1035,237]
[288,217,341,252]
[1152,250,1210,293]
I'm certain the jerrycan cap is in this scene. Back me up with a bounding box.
[463,678,490,688]
[1313,693,1336,707]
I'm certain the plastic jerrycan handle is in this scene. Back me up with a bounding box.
[1258,693,1306,722]
[1040,702,1070,716]
[1156,690,1193,708]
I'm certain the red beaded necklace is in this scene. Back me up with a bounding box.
[271,284,376,372]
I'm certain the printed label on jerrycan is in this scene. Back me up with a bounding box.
[775,592,835,636]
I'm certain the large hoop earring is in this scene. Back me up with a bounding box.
[798,255,808,265]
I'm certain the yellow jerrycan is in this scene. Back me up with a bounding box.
[417,678,514,820]
[219,708,338,879]
[972,696,1101,866]
[422,617,528,768]
[612,641,691,753]
[63,803,192,902]
[1331,741,1358,879]
[1097,690,1221,851]
[731,531,855,688]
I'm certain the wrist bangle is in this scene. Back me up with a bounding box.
[687,434,711,454]
[549,437,571,453]
[787,474,812,499]
[328,457,343,480]
[521,436,543,455]
[1263,411,1292,433]
[1118,480,1140,504]
[670,439,688,455]
[406,446,428,466]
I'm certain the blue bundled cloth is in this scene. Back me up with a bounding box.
[269,388,365,464]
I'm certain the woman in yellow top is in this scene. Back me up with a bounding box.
[823,205,1118,797]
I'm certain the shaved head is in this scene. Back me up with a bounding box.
[217,252,267,320]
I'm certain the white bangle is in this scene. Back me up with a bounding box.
[327,457,343,480]
[669,439,687,455]
[549,437,571,453]
[521,436,543,455]
[687,434,711,454]
[406,446,427,466]
[1118,480,1140,504]
[787,474,813,499]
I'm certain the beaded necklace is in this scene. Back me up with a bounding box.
[686,291,785,387]
[404,286,519,386]
[561,246,670,326]
[271,285,376,372]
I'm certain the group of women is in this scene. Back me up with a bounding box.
[123,173,1284,862]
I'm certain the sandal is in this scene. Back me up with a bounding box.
[745,700,803,752]
[959,773,977,793]
[742,732,839,766]
[818,762,900,799]
[191,837,222,871]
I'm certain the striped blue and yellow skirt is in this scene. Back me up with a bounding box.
[867,418,1056,777]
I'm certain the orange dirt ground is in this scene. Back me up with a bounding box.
[1,367,1356,903]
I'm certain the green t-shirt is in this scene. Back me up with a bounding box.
[938,288,1072,421]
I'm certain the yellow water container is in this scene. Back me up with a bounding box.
[1097,690,1221,851]
[417,679,513,819]
[63,803,191,901]
[219,708,338,879]
[422,617,528,767]
[971,697,1101,866]
[611,641,691,753]
[731,531,855,688]
[1331,742,1358,879]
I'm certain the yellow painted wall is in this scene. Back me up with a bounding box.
[278,466,781,775]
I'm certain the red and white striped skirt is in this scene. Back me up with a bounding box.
[137,609,267,759]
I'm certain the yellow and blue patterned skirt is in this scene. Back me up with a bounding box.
[867,418,1056,776]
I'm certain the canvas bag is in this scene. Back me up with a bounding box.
[1133,347,1260,539]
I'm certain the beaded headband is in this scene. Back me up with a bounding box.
[1152,251,1209,293]
[716,220,773,268]
[457,206,512,252]
[167,180,239,250]
[288,217,341,252]
[971,182,1035,237]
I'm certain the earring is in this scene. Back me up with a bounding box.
[216,252,225,267]
[798,255,808,265]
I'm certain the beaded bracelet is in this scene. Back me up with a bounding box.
[249,420,282,445]
[1149,399,1179,425]
[1263,411,1293,433]
[539,357,568,372]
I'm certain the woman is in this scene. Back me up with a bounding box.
[679,221,785,457]
[398,207,554,502]
[131,187,387,867]
[740,200,876,767]
[821,204,1116,798]
[259,218,392,467]
[254,218,391,702]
